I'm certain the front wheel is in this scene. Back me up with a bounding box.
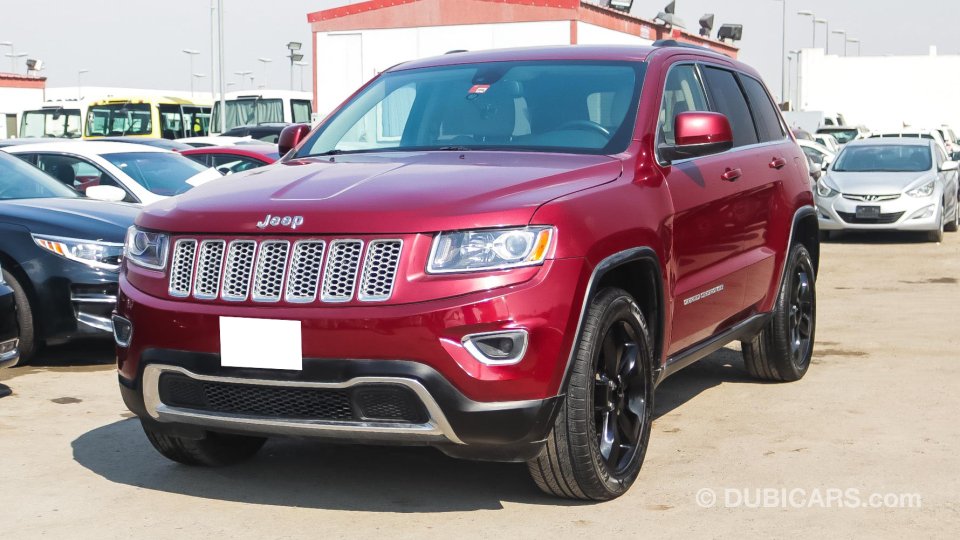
[944,201,959,232]
[527,288,654,500]
[1,269,37,364]
[741,244,816,382]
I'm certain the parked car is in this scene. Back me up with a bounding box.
[798,139,836,183]
[98,137,194,152]
[813,133,840,153]
[115,43,819,501]
[816,138,959,241]
[935,125,959,158]
[3,141,221,204]
[0,151,139,362]
[219,123,290,143]
[181,145,279,174]
[0,262,19,369]
[174,136,273,148]
[816,125,869,145]
[0,138,70,149]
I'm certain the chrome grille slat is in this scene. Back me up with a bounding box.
[843,194,900,202]
[168,239,197,297]
[221,241,257,301]
[359,240,403,302]
[321,240,364,303]
[285,240,326,303]
[193,240,226,300]
[251,241,290,303]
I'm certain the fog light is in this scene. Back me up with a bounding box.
[910,205,934,220]
[112,315,133,347]
[462,330,528,365]
[0,338,17,355]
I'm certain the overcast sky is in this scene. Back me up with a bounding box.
[3,0,959,99]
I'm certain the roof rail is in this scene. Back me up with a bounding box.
[445,49,468,55]
[651,39,730,57]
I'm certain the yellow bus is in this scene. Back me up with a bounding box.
[84,97,211,140]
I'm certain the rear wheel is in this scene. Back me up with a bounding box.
[742,244,816,382]
[2,269,37,364]
[527,288,654,500]
[142,423,266,466]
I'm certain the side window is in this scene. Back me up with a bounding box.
[740,75,785,142]
[657,65,709,146]
[35,154,133,201]
[211,154,267,174]
[934,145,947,166]
[701,66,759,148]
[291,100,312,124]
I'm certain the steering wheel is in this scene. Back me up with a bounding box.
[556,120,611,138]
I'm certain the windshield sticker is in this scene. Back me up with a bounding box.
[468,84,490,95]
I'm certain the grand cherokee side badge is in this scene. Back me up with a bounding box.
[256,214,305,230]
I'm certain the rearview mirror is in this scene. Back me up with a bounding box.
[85,185,126,202]
[659,112,734,163]
[939,160,958,172]
[277,124,312,157]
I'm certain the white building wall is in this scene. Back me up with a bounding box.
[316,21,571,115]
[576,21,652,46]
[0,86,46,138]
[799,48,960,131]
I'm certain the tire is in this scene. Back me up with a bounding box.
[928,203,946,241]
[142,422,266,466]
[944,202,959,233]
[2,269,37,364]
[527,287,654,500]
[741,244,816,382]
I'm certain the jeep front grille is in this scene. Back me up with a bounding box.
[167,236,403,304]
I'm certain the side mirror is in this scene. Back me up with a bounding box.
[659,112,734,163]
[939,160,959,172]
[277,124,312,157]
[217,166,232,176]
[821,160,830,172]
[85,185,126,202]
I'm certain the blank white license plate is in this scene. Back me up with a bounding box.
[219,316,303,370]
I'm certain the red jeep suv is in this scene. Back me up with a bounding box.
[115,42,818,500]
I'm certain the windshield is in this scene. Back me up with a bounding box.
[212,98,284,131]
[86,103,152,136]
[818,128,859,144]
[0,152,79,200]
[20,109,82,138]
[833,145,932,172]
[298,61,644,157]
[102,152,209,196]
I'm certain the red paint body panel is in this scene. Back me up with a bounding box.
[120,45,812,405]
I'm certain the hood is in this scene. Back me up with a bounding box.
[137,151,622,234]
[825,170,934,195]
[0,197,140,242]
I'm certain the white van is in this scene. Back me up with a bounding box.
[209,90,312,134]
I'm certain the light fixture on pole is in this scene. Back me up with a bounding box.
[257,57,272,88]
[816,18,829,53]
[831,29,847,56]
[234,70,252,90]
[286,41,303,91]
[771,0,786,104]
[182,49,200,97]
[698,14,714,37]
[654,1,685,30]
[846,37,861,56]
[796,11,816,48]
[0,41,21,72]
[77,69,89,100]
[294,60,309,92]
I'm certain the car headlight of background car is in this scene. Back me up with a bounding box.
[428,226,554,273]
[906,180,936,198]
[124,226,169,271]
[816,179,840,198]
[32,234,124,271]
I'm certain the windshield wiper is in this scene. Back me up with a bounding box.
[438,145,472,151]
[311,149,344,156]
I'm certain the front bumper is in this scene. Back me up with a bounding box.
[116,257,588,460]
[816,193,940,231]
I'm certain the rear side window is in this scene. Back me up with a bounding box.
[657,65,709,146]
[740,76,785,142]
[701,67,758,148]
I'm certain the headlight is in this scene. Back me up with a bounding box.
[427,226,554,273]
[907,180,935,198]
[32,234,124,271]
[124,226,169,270]
[816,179,840,198]
[0,261,5,284]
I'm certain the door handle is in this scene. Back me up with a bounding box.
[721,168,742,182]
[769,157,787,169]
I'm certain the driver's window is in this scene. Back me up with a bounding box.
[657,65,709,146]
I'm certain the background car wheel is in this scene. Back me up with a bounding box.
[141,423,266,466]
[2,269,37,364]
[944,204,959,233]
[527,287,654,501]
[741,244,816,382]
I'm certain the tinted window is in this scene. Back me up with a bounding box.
[833,145,932,173]
[0,152,78,200]
[657,65,709,146]
[102,151,209,196]
[36,154,134,201]
[740,76,784,142]
[702,67,758,147]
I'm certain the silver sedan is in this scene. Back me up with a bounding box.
[815,138,960,242]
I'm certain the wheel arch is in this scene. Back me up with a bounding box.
[790,206,820,277]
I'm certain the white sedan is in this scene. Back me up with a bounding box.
[2,141,221,204]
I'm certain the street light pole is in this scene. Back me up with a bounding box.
[788,50,800,109]
[182,49,200,97]
[0,41,22,72]
[77,69,89,100]
[234,71,252,90]
[847,38,861,56]
[257,58,271,88]
[797,11,816,48]
[217,0,226,133]
[209,0,216,103]
[286,42,303,91]
[818,19,829,53]
[295,60,309,92]
[832,29,847,56]
[772,0,786,104]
